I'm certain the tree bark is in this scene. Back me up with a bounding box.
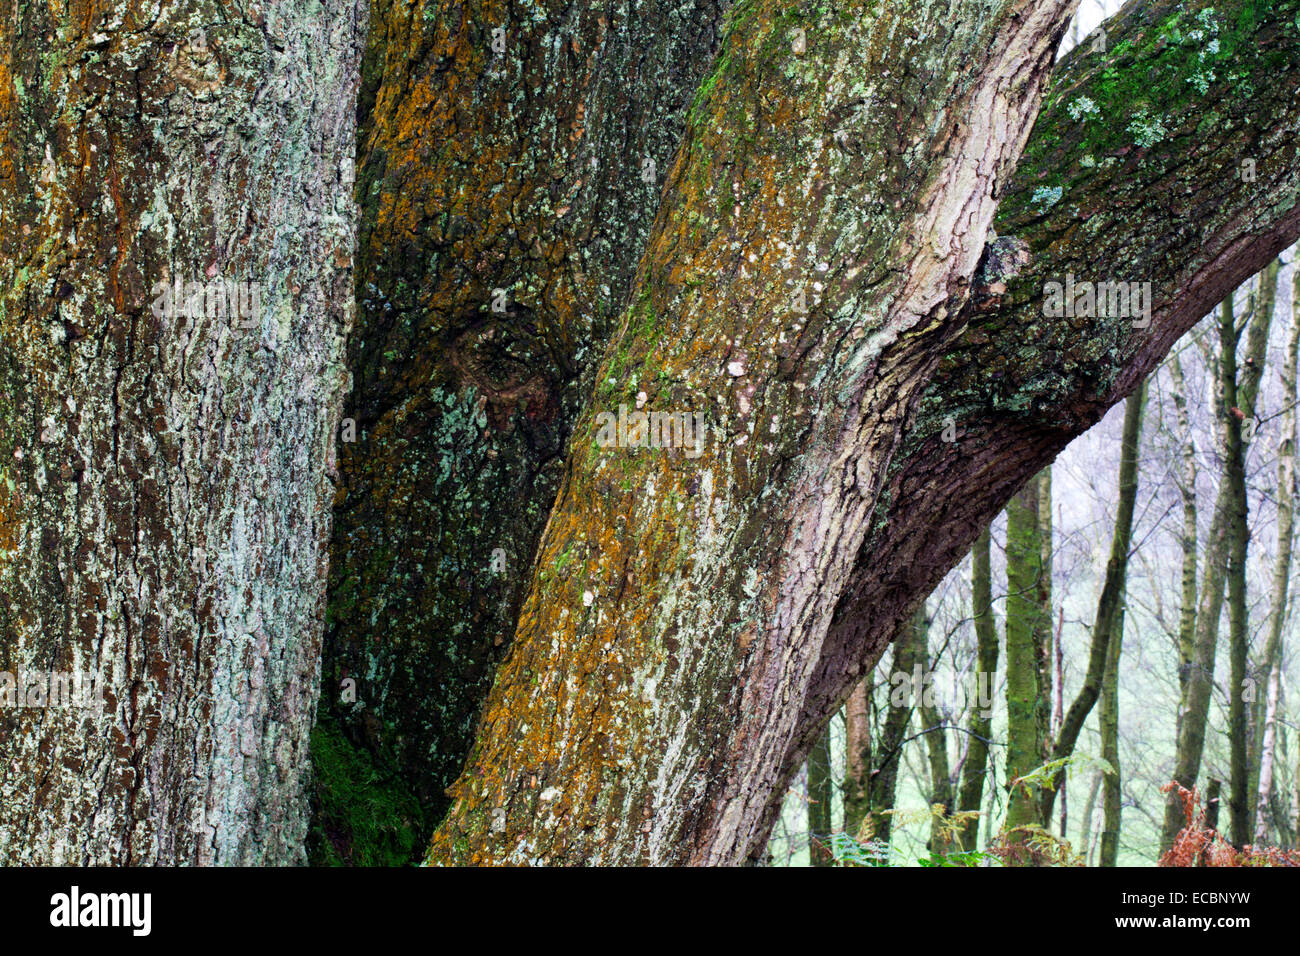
[316,0,732,860]
[0,1,365,863]
[428,0,1079,866]
[428,0,1300,864]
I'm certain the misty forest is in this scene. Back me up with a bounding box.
[1,0,1300,868]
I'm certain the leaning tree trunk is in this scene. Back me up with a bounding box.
[428,0,1080,865]
[429,0,1300,864]
[771,0,1300,848]
[0,1,364,863]
[314,0,732,860]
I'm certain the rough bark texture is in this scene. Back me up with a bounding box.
[314,0,731,861]
[0,0,364,863]
[429,0,1079,865]
[794,0,1300,853]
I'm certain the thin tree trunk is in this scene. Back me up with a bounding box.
[1079,769,1103,865]
[1043,384,1146,822]
[843,679,873,839]
[1169,354,1199,701]
[1005,471,1051,836]
[956,528,999,850]
[1254,262,1300,845]
[918,613,954,855]
[806,724,834,865]
[1162,289,1274,852]
[1227,268,1278,846]
[868,610,924,847]
[1099,590,1125,867]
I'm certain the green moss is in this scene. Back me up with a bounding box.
[306,715,427,867]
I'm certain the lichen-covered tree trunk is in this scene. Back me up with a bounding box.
[955,527,998,851]
[423,0,1300,864]
[1004,472,1051,835]
[0,1,364,863]
[428,0,1079,865]
[314,0,731,860]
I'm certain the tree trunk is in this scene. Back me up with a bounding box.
[427,0,1079,866]
[806,723,834,865]
[842,678,873,839]
[1043,383,1146,822]
[0,1,365,863]
[1005,472,1052,836]
[917,611,954,854]
[315,0,732,861]
[956,527,998,851]
[786,0,1300,857]
[1099,586,1124,867]
[867,610,923,848]
[1168,353,1199,701]
[1162,287,1275,852]
[1254,262,1299,845]
[429,0,1300,864]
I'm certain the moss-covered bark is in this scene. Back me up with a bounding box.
[427,0,1077,865]
[0,0,365,863]
[1004,473,1051,835]
[314,0,730,861]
